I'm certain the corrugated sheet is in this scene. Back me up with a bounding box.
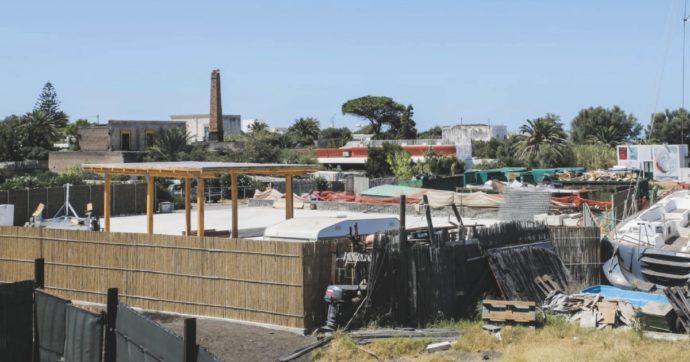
[116,303,182,362]
[36,290,70,362]
[0,280,34,361]
[498,189,552,222]
[64,304,103,362]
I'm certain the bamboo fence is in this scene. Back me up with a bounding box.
[0,226,347,330]
[548,226,601,287]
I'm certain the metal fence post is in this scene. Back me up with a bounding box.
[104,288,119,362]
[183,318,198,362]
[33,258,44,362]
[34,258,44,289]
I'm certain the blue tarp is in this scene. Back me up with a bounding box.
[580,285,669,308]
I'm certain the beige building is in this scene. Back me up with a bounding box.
[170,114,242,142]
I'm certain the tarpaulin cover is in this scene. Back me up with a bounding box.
[116,303,220,362]
[64,304,103,362]
[36,290,70,362]
[116,303,182,362]
[0,280,34,361]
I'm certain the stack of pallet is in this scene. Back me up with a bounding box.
[482,300,536,326]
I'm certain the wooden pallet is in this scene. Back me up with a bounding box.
[482,299,536,325]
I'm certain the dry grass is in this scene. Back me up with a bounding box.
[314,317,690,362]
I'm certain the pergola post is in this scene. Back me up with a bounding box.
[230,174,238,239]
[146,174,154,235]
[104,173,111,232]
[197,178,205,237]
[184,177,191,236]
[285,175,294,219]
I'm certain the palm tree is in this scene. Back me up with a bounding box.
[288,117,320,145]
[21,110,67,150]
[146,127,191,161]
[514,115,569,166]
[248,120,269,133]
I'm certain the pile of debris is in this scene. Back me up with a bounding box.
[543,290,637,329]
[553,170,639,182]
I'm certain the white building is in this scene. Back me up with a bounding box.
[441,124,508,145]
[241,119,256,133]
[616,144,690,181]
[170,114,242,142]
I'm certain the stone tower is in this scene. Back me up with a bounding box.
[208,69,223,142]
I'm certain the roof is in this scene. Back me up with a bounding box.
[263,215,399,241]
[82,161,320,178]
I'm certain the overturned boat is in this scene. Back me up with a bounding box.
[603,190,690,290]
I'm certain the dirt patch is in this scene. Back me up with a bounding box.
[153,314,316,362]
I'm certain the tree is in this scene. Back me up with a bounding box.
[287,117,320,145]
[646,108,690,145]
[365,143,404,177]
[0,116,23,161]
[20,110,65,152]
[342,96,406,139]
[64,118,90,137]
[513,114,571,168]
[319,127,352,147]
[386,148,414,179]
[570,106,641,147]
[418,126,443,139]
[34,82,68,129]
[471,139,502,158]
[392,105,417,139]
[416,149,464,176]
[145,127,191,161]
[573,144,617,170]
[248,120,269,133]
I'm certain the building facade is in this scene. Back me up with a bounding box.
[170,114,242,142]
[441,124,508,144]
[78,120,186,152]
[616,144,690,181]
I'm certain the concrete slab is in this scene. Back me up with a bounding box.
[109,203,499,236]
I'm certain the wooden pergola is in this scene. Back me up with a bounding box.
[82,162,320,238]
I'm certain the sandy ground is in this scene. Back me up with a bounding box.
[146,312,316,362]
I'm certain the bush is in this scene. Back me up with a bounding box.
[573,144,616,170]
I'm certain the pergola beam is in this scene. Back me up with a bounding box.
[197,178,205,237]
[104,173,111,232]
[231,174,238,239]
[82,162,319,238]
[146,174,154,235]
[184,177,191,236]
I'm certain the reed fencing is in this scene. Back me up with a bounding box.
[0,226,347,330]
[548,226,601,287]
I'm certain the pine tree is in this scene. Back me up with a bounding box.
[35,82,61,115]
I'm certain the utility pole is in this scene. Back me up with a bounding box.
[680,0,688,143]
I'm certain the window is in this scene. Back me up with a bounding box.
[203,127,209,141]
[145,131,155,148]
[120,130,131,151]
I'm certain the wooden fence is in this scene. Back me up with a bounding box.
[0,226,347,330]
[549,226,601,287]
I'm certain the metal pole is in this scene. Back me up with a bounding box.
[34,258,44,289]
[32,259,43,362]
[183,318,198,362]
[399,195,406,244]
[104,288,119,362]
[684,0,688,143]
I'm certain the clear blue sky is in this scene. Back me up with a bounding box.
[0,1,687,132]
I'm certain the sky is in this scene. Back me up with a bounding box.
[1,1,689,132]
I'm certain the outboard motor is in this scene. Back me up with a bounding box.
[324,285,364,331]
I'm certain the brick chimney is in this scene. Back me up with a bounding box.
[208,69,223,142]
